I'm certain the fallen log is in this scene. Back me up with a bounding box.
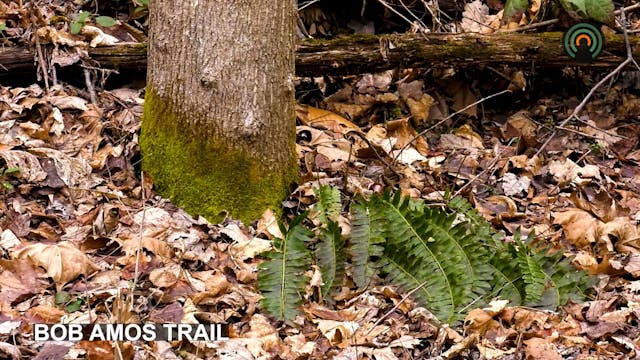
[2,32,639,77]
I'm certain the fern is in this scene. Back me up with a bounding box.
[317,221,346,300]
[488,244,524,306]
[312,185,341,224]
[361,194,593,322]
[257,218,313,320]
[544,253,596,307]
[448,196,505,252]
[368,192,495,322]
[372,193,456,321]
[350,201,385,289]
[257,189,594,324]
[516,241,549,304]
[509,232,597,308]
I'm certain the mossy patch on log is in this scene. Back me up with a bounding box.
[140,88,297,224]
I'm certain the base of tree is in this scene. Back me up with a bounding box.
[140,89,298,224]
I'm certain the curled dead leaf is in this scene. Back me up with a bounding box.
[296,104,360,134]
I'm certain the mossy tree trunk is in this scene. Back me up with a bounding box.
[141,0,297,224]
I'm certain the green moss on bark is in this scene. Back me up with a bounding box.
[140,88,297,224]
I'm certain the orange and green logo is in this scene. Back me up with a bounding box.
[563,23,604,62]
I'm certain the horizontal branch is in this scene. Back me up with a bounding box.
[2,32,639,77]
[296,32,640,74]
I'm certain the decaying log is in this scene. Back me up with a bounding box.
[2,32,639,77]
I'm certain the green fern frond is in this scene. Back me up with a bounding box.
[258,222,313,320]
[367,195,593,322]
[317,221,346,300]
[312,185,341,224]
[368,193,455,321]
[490,230,595,309]
[516,241,548,304]
[487,264,523,305]
[545,254,597,306]
[350,201,385,289]
[448,196,505,252]
[366,193,492,322]
[516,233,597,308]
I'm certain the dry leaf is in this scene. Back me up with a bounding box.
[524,337,562,360]
[49,95,88,111]
[0,150,47,182]
[296,104,360,134]
[553,209,602,249]
[149,264,183,288]
[461,0,497,34]
[230,237,272,260]
[80,25,120,47]
[11,241,99,288]
[314,319,360,344]
[500,172,531,197]
[406,94,435,126]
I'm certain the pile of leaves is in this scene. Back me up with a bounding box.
[2,64,640,358]
[0,0,640,359]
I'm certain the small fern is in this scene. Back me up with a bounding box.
[257,216,313,320]
[317,221,346,300]
[363,192,507,322]
[349,201,385,289]
[516,241,549,304]
[312,186,347,300]
[312,185,341,224]
[257,187,594,323]
[509,231,597,308]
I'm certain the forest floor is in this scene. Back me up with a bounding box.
[1,1,640,359]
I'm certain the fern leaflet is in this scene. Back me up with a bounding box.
[317,221,346,300]
[258,221,313,320]
[350,201,385,289]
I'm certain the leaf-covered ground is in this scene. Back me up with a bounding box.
[1,1,640,359]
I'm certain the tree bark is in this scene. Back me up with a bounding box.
[3,32,638,77]
[140,0,297,223]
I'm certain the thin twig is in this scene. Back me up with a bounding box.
[453,137,516,197]
[51,57,57,86]
[535,61,631,156]
[345,129,400,177]
[574,117,629,140]
[131,171,146,293]
[365,280,431,335]
[298,0,321,11]
[84,68,97,104]
[377,0,429,33]
[556,125,597,138]
[81,64,120,74]
[398,0,430,32]
[33,28,49,94]
[487,66,518,85]
[502,19,559,33]
[393,89,511,165]
[420,0,443,31]
[615,3,640,15]
[460,15,498,32]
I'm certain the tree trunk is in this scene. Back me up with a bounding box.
[140,0,297,223]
